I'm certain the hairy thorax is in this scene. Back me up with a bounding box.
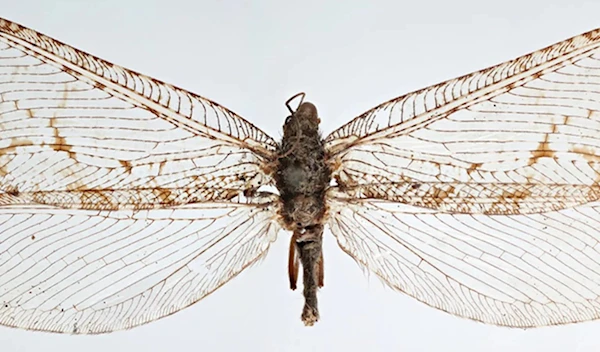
[275,102,331,230]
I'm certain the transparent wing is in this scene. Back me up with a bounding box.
[0,18,283,334]
[326,28,600,326]
[0,18,277,204]
[328,196,600,327]
[0,200,280,334]
[326,28,600,215]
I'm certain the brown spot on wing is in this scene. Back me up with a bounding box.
[502,188,532,200]
[5,186,19,196]
[49,117,75,158]
[467,163,482,175]
[447,185,455,196]
[119,160,133,173]
[485,187,534,215]
[432,187,448,202]
[434,185,456,206]
[527,125,556,166]
[77,190,115,210]
[157,188,174,206]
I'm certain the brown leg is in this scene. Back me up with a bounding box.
[317,252,324,288]
[288,232,299,290]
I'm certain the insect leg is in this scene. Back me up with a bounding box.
[317,251,324,288]
[288,231,300,290]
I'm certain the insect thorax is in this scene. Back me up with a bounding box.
[275,102,331,231]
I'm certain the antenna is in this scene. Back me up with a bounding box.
[285,92,306,114]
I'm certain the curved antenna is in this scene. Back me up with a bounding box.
[285,92,306,114]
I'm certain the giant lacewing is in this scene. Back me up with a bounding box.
[0,18,600,334]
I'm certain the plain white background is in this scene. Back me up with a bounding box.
[1,0,600,351]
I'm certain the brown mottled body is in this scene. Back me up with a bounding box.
[275,101,331,326]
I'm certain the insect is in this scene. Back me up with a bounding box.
[1,17,600,334]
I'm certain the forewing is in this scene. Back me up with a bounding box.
[0,18,278,208]
[0,200,280,333]
[326,28,600,215]
[328,197,600,327]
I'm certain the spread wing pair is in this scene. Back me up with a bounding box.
[1,17,600,333]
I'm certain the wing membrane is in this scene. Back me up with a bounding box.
[0,18,283,333]
[0,18,277,206]
[326,28,600,215]
[0,201,280,333]
[326,28,600,327]
[328,197,600,327]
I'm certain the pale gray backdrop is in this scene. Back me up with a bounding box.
[1,0,600,351]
